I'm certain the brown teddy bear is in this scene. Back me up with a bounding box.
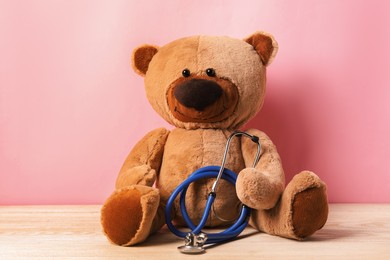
[101,31,328,246]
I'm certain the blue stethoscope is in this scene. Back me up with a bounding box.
[165,131,261,254]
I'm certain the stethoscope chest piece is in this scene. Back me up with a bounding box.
[178,233,208,254]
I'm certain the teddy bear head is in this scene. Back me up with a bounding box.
[131,32,278,130]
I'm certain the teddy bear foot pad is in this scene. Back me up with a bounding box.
[101,185,160,246]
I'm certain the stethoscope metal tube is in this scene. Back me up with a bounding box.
[211,131,261,193]
[164,131,261,254]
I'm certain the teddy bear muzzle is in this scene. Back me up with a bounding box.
[174,78,222,111]
[167,76,239,123]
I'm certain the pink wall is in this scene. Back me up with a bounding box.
[1,1,389,205]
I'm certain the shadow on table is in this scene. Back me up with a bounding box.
[137,227,259,248]
[304,228,362,242]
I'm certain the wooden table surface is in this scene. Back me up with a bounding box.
[0,204,389,259]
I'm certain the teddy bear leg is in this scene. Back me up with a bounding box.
[101,184,165,246]
[250,171,328,240]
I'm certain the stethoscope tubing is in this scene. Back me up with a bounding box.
[165,165,251,244]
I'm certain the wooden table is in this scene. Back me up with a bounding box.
[0,204,389,259]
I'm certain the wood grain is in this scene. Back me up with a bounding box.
[0,204,389,259]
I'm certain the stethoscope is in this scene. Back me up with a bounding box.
[165,131,261,254]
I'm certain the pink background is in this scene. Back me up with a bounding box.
[1,1,389,205]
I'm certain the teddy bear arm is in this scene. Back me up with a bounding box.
[115,128,170,189]
[237,129,285,209]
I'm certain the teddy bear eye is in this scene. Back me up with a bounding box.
[206,68,216,77]
[182,69,191,77]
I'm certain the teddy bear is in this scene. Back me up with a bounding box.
[101,31,328,246]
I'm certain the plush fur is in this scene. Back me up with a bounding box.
[101,32,328,246]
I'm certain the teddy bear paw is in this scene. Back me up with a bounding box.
[101,185,160,246]
[236,167,284,210]
[289,171,329,239]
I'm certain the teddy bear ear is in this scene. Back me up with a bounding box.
[131,45,159,76]
[244,31,278,66]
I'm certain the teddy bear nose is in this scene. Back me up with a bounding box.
[174,79,223,111]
